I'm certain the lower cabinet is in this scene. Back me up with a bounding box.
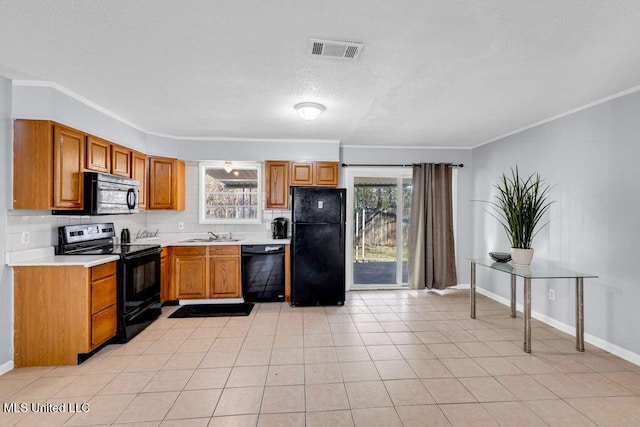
[160,247,172,303]
[13,261,117,366]
[174,245,241,299]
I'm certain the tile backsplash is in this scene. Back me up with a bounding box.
[5,163,292,252]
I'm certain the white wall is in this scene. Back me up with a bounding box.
[341,146,474,284]
[471,90,640,361]
[0,76,13,368]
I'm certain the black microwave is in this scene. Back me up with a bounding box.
[52,172,140,215]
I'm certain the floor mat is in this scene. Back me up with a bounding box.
[168,303,254,318]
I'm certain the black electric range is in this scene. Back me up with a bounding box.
[57,223,162,344]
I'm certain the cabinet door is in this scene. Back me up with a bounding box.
[53,125,85,209]
[111,144,132,177]
[149,157,183,209]
[175,255,207,299]
[265,161,290,209]
[131,151,147,209]
[13,120,54,209]
[290,162,314,186]
[210,256,241,298]
[160,248,172,303]
[91,305,117,347]
[315,162,339,186]
[86,136,111,173]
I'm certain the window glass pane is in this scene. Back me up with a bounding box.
[201,164,261,223]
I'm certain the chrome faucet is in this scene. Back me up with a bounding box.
[208,231,219,239]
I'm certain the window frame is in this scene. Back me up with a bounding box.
[198,161,263,225]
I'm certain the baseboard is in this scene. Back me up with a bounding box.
[0,360,14,376]
[476,287,640,367]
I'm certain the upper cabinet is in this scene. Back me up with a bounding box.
[111,145,132,177]
[14,120,85,210]
[86,137,132,178]
[148,156,185,210]
[315,162,339,186]
[52,125,85,209]
[86,136,111,173]
[131,151,147,210]
[265,161,290,209]
[291,161,339,187]
[290,162,314,186]
[264,160,339,210]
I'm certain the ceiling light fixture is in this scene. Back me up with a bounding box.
[223,161,233,173]
[295,102,325,121]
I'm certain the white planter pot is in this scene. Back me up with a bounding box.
[510,248,534,266]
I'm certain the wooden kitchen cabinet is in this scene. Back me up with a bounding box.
[265,160,290,209]
[13,261,117,366]
[131,150,147,209]
[315,161,339,186]
[111,144,132,177]
[87,137,134,179]
[174,247,207,299]
[173,245,241,299]
[148,156,186,210]
[160,247,172,302]
[14,119,84,210]
[209,246,241,298]
[86,135,112,173]
[290,162,314,185]
[53,124,86,209]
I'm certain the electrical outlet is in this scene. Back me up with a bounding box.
[178,222,184,230]
[548,289,555,301]
[21,231,30,244]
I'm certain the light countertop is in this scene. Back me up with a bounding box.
[7,233,290,267]
[6,247,120,268]
[137,232,290,247]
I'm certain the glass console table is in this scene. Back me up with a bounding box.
[467,258,597,353]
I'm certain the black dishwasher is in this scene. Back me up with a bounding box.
[241,245,285,302]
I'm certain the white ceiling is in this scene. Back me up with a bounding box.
[2,1,640,147]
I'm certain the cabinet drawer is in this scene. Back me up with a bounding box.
[209,245,240,256]
[161,247,168,258]
[91,275,117,314]
[91,261,116,282]
[174,246,207,256]
[91,305,117,347]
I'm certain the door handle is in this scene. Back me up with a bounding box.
[127,188,137,209]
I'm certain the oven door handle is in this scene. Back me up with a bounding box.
[123,249,161,261]
[126,188,137,210]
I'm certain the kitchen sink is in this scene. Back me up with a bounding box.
[179,237,243,243]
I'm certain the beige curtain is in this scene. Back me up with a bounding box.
[408,163,458,290]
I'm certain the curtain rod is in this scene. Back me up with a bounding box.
[341,163,463,168]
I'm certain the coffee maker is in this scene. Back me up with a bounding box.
[271,217,288,239]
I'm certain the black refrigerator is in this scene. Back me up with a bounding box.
[291,186,346,306]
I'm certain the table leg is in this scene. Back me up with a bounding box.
[576,277,585,352]
[470,262,476,319]
[510,274,516,318]
[524,278,531,353]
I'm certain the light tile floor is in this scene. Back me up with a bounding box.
[1,289,640,426]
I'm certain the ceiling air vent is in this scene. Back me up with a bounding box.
[309,38,364,60]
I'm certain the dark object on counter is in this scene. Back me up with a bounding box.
[121,228,131,244]
[489,252,512,262]
[290,186,346,306]
[242,245,285,302]
[168,303,254,318]
[271,217,288,239]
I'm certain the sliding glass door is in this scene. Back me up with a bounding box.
[347,168,412,289]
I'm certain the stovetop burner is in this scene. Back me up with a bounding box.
[57,223,160,258]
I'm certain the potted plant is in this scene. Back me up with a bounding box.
[486,166,553,265]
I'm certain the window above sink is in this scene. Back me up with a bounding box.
[199,161,262,224]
